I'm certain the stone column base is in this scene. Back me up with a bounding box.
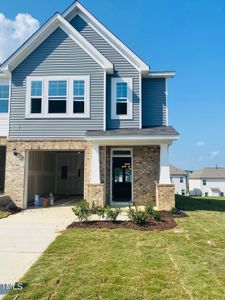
[86,184,105,207]
[156,183,175,211]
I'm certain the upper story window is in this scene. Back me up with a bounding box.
[31,81,42,114]
[202,179,206,186]
[26,76,90,118]
[48,80,67,113]
[73,80,85,114]
[111,78,133,120]
[180,177,184,183]
[0,85,9,113]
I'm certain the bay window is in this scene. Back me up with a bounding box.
[26,76,90,118]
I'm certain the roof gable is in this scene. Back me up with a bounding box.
[0,13,113,74]
[63,1,150,73]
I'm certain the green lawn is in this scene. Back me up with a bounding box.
[5,196,225,300]
[0,210,10,219]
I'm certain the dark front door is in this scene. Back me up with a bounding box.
[112,156,132,202]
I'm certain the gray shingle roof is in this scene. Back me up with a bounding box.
[170,165,187,176]
[189,167,225,179]
[86,126,179,137]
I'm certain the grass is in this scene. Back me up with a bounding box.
[4,196,225,299]
[0,210,10,219]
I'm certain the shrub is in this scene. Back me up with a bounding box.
[145,203,154,215]
[170,207,178,215]
[90,202,105,219]
[72,200,91,221]
[96,207,106,219]
[152,210,161,221]
[105,207,121,222]
[90,201,98,214]
[0,196,21,213]
[128,207,148,225]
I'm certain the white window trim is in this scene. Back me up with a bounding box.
[26,75,90,118]
[111,77,133,120]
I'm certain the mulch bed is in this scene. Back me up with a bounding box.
[67,211,186,231]
[172,210,188,218]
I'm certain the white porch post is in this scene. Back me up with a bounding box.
[159,144,171,184]
[90,143,100,184]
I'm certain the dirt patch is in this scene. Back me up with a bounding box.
[67,211,179,231]
[172,210,188,218]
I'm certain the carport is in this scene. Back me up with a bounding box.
[25,150,84,207]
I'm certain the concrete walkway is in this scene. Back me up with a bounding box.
[0,202,75,297]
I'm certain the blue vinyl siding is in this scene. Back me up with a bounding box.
[10,28,104,138]
[70,15,140,129]
[142,78,167,127]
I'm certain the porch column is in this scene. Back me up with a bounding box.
[159,144,171,184]
[90,143,100,184]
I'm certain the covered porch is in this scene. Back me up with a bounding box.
[86,126,179,210]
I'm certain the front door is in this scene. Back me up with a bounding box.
[111,150,132,203]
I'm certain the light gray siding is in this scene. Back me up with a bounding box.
[71,15,140,129]
[10,28,104,138]
[142,78,167,127]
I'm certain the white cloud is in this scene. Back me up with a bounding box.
[209,150,220,160]
[0,13,40,63]
[196,141,205,147]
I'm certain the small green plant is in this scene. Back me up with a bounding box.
[145,203,154,215]
[128,207,148,225]
[90,202,105,219]
[72,199,91,221]
[170,207,178,215]
[152,210,161,221]
[96,207,106,219]
[105,207,121,222]
[90,201,99,214]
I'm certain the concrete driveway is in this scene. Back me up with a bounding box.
[0,201,75,297]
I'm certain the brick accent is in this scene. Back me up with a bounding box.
[156,184,175,211]
[4,140,92,208]
[0,137,7,146]
[3,140,173,210]
[86,183,105,206]
[104,146,160,206]
[133,146,160,206]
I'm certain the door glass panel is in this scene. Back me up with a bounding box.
[112,156,132,202]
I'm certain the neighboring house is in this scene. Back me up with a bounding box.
[189,167,225,197]
[0,2,179,210]
[170,165,188,195]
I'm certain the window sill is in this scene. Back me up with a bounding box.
[111,115,133,120]
[25,114,90,119]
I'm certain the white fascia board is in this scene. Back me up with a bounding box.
[143,72,176,79]
[0,13,113,74]
[86,135,179,145]
[63,2,150,73]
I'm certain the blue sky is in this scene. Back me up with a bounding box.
[0,0,225,170]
